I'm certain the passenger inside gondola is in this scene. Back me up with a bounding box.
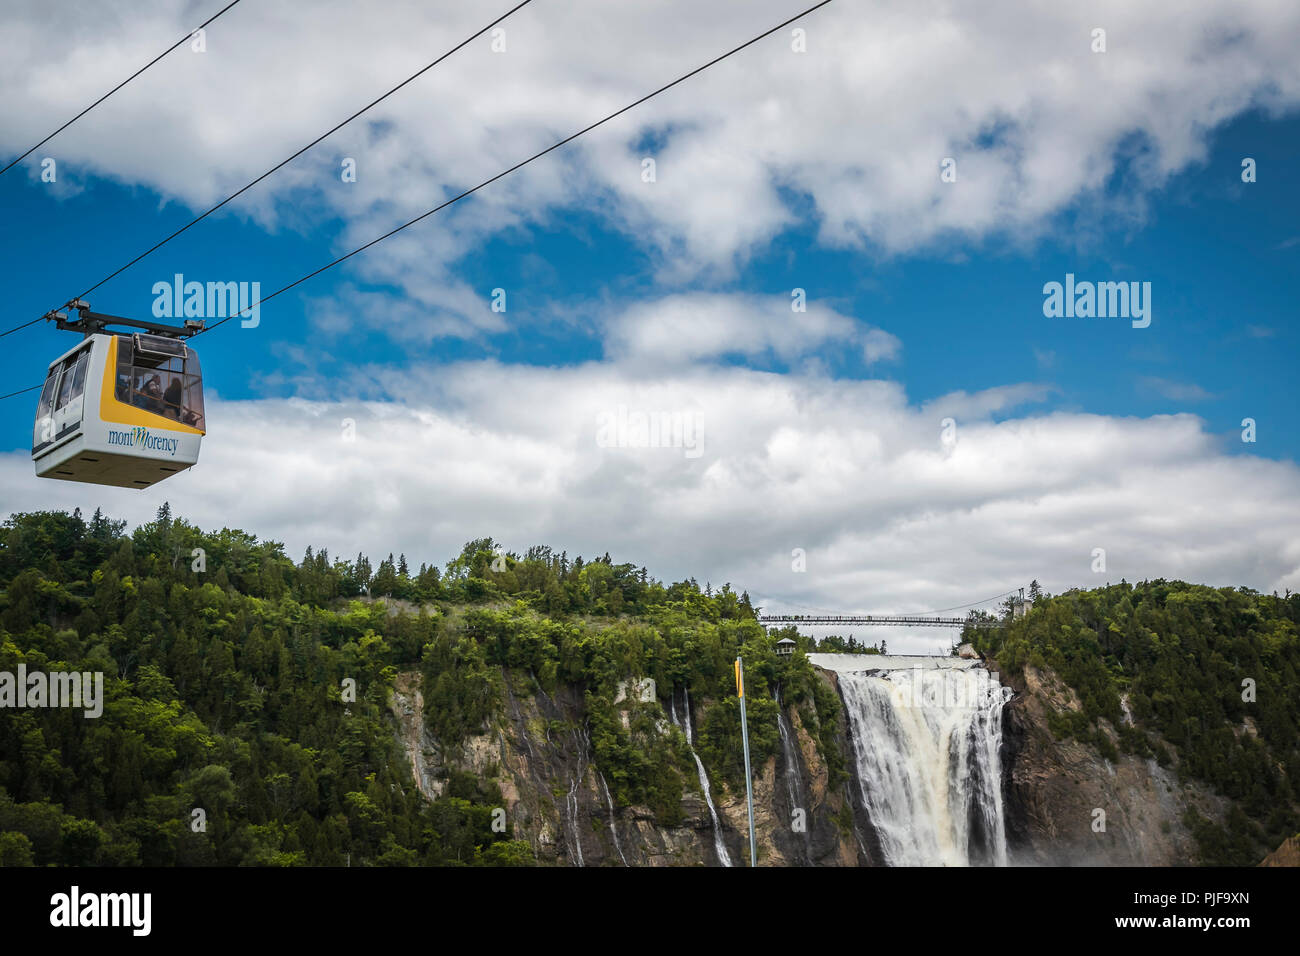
[163,377,183,419]
[141,375,163,414]
[113,335,205,430]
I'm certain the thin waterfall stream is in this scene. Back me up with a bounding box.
[669,686,733,867]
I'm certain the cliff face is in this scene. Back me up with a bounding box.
[390,669,864,866]
[1260,835,1300,866]
[390,661,1224,865]
[997,663,1225,865]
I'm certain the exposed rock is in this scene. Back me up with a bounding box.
[1259,834,1300,866]
[389,667,861,865]
[391,672,441,799]
[390,659,1226,866]
[997,663,1226,865]
[614,678,656,704]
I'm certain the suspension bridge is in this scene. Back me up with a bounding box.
[756,587,1028,629]
[757,613,1001,628]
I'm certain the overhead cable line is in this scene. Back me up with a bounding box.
[0,0,835,396]
[0,0,536,340]
[0,0,245,178]
[0,317,43,339]
[914,589,1020,615]
[196,0,835,334]
[0,384,42,401]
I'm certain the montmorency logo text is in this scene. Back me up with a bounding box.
[108,426,179,456]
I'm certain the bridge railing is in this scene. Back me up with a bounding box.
[756,614,1004,628]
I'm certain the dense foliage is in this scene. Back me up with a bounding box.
[0,507,834,866]
[967,580,1300,864]
[9,506,1287,867]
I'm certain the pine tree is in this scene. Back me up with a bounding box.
[372,557,398,597]
[354,553,372,590]
[415,562,441,601]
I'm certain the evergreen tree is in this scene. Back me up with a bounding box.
[372,556,399,597]
[354,552,372,590]
[0,506,1294,868]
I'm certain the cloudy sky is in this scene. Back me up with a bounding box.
[2,0,1298,651]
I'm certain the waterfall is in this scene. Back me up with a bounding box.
[838,665,1012,867]
[565,726,589,867]
[670,686,733,867]
[774,689,808,841]
[598,770,628,866]
[689,751,733,868]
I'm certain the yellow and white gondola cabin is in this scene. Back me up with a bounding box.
[32,319,205,488]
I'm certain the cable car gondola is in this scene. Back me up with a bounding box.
[32,303,206,489]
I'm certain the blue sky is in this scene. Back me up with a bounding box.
[2,0,1298,651]
[4,110,1294,458]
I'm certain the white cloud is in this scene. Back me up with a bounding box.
[4,2,1297,654]
[1,0,1297,317]
[1139,376,1217,402]
[307,281,507,345]
[5,360,1297,654]
[861,328,901,365]
[602,292,893,366]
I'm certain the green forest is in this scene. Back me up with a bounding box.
[0,506,836,866]
[967,580,1300,864]
[0,506,1296,866]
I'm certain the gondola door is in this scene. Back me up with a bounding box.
[33,343,90,451]
[50,346,90,445]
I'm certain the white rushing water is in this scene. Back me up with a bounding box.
[773,689,807,831]
[670,687,733,867]
[690,751,733,867]
[838,666,1013,867]
[565,726,589,867]
[598,770,628,866]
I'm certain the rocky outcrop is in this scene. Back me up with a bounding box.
[997,663,1226,865]
[391,659,1231,865]
[713,696,865,866]
[1259,835,1300,866]
[389,668,862,866]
